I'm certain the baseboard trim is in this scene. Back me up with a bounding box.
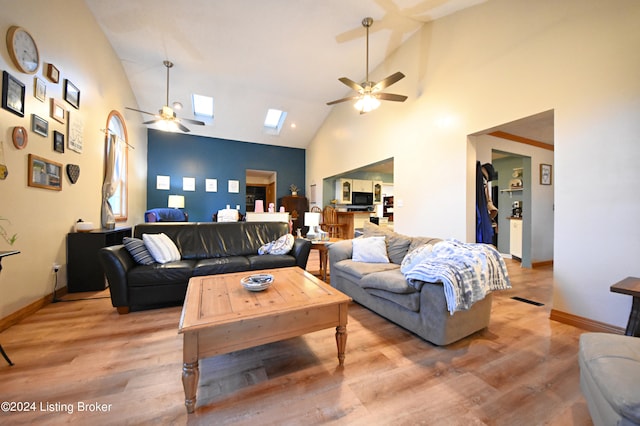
[0,287,67,332]
[532,260,553,268]
[549,309,624,334]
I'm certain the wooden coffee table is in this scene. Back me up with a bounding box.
[178,266,352,413]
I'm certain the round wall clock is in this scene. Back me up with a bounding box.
[12,126,28,149]
[6,26,40,74]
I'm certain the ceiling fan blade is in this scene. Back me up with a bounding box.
[142,119,162,125]
[376,92,408,102]
[179,117,206,126]
[372,72,405,92]
[338,77,364,92]
[126,106,156,116]
[176,122,191,133]
[326,95,361,106]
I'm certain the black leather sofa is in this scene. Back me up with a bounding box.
[98,221,311,314]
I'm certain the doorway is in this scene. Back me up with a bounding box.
[246,169,276,212]
[471,110,554,268]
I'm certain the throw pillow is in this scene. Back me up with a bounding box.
[362,221,411,265]
[400,243,434,274]
[258,234,295,255]
[142,233,181,264]
[352,236,389,263]
[123,237,156,265]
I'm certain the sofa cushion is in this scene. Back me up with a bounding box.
[360,269,417,294]
[127,260,196,287]
[362,221,412,264]
[333,259,399,280]
[352,236,389,263]
[143,233,181,264]
[123,237,156,265]
[409,236,442,254]
[134,222,292,259]
[368,289,421,312]
[247,254,297,270]
[192,256,252,276]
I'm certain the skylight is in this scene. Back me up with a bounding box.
[192,94,214,118]
[264,108,287,135]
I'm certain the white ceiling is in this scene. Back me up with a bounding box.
[84,0,487,149]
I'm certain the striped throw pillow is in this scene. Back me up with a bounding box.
[123,237,155,265]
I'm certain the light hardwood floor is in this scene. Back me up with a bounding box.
[0,253,594,425]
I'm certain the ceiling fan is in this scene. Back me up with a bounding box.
[126,60,205,133]
[327,17,408,114]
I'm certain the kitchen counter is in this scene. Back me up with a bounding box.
[336,211,372,238]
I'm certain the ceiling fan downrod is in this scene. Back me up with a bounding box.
[363,17,373,86]
[163,60,173,108]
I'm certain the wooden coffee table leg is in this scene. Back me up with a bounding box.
[182,333,199,413]
[335,325,347,366]
[335,302,348,366]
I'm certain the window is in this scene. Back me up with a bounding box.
[264,108,287,135]
[192,93,214,118]
[106,110,128,220]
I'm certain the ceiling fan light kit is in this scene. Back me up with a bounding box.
[126,60,205,133]
[327,17,407,114]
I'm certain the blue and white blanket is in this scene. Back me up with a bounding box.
[403,239,511,314]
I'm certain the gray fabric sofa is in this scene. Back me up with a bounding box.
[328,222,493,346]
[579,333,640,426]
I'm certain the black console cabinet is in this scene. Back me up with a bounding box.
[67,227,131,292]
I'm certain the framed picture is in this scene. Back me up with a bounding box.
[45,63,60,83]
[228,180,239,193]
[53,131,65,153]
[540,164,552,185]
[63,79,80,109]
[50,98,66,124]
[34,77,46,102]
[1,71,26,117]
[156,175,170,190]
[205,178,218,192]
[28,154,62,191]
[183,177,195,191]
[32,114,49,137]
[67,110,84,153]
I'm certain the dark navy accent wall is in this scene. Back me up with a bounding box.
[147,129,305,222]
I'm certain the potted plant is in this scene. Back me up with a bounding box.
[290,184,299,196]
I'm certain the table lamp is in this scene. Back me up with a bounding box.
[304,212,321,240]
[168,195,185,209]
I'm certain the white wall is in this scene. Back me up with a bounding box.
[0,0,147,318]
[308,0,640,328]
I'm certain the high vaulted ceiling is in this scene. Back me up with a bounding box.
[85,0,487,149]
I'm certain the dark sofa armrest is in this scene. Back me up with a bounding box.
[291,238,312,269]
[98,245,136,311]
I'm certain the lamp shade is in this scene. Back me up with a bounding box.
[168,195,185,209]
[304,212,321,227]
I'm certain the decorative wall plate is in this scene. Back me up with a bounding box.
[12,126,28,149]
[66,164,80,184]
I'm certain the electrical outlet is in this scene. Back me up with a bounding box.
[52,263,60,272]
